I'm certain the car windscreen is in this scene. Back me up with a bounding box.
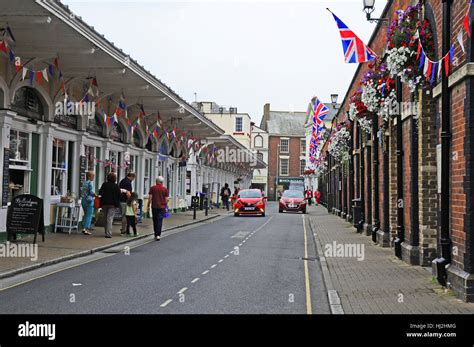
[282,190,304,198]
[238,191,262,198]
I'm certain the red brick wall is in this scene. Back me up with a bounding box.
[267,135,305,199]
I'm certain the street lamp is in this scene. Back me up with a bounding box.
[330,94,339,108]
[363,0,387,23]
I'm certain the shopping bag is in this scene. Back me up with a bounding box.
[94,196,101,209]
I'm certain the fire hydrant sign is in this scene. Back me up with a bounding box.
[7,194,45,244]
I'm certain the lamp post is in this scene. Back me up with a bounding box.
[363,0,387,23]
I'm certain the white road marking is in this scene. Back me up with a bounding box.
[191,277,200,283]
[177,287,188,294]
[202,270,210,275]
[72,283,82,286]
[218,259,223,263]
[239,243,243,246]
[160,299,173,307]
[231,231,250,239]
[211,264,217,268]
[224,255,229,258]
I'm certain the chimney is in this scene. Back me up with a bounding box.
[264,103,270,119]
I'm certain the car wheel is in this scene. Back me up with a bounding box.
[279,209,282,213]
[234,212,239,217]
[302,209,306,214]
[261,212,265,217]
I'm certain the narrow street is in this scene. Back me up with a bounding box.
[0,203,329,314]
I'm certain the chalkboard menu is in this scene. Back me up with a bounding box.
[7,194,45,243]
[79,155,87,193]
[2,148,9,207]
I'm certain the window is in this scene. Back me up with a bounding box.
[110,123,124,142]
[84,146,96,172]
[133,131,141,147]
[254,135,263,148]
[12,87,44,120]
[235,117,243,132]
[144,159,152,195]
[9,130,29,163]
[51,138,68,197]
[8,130,31,202]
[280,158,289,176]
[257,152,264,162]
[300,139,306,156]
[300,159,306,176]
[106,151,122,183]
[280,139,289,153]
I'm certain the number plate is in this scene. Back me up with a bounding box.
[244,207,255,211]
[288,204,297,208]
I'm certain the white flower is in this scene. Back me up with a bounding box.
[357,117,372,134]
[328,127,351,162]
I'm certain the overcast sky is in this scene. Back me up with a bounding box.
[62,0,383,123]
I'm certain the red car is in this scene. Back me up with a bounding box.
[233,189,266,217]
[279,190,307,214]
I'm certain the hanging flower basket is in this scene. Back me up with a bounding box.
[386,3,435,92]
[328,126,351,162]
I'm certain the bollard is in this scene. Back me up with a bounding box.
[204,197,208,216]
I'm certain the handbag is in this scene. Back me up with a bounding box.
[94,196,101,209]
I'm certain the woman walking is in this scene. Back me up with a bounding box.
[81,171,95,235]
[99,172,121,238]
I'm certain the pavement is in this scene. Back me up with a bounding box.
[0,208,228,279]
[308,205,474,314]
[0,202,330,314]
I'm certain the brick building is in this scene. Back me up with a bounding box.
[260,103,307,200]
[317,0,474,302]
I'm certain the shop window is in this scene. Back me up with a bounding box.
[106,151,122,183]
[12,87,44,120]
[51,138,68,197]
[8,130,31,203]
[143,159,152,196]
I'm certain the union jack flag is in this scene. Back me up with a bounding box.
[312,97,329,126]
[331,12,376,64]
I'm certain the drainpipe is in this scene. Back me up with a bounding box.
[327,155,332,213]
[411,114,420,249]
[394,76,404,259]
[372,115,380,242]
[433,0,453,286]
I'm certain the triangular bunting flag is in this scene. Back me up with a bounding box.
[458,31,466,54]
[42,69,49,82]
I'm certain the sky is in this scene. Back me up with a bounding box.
[62,0,384,123]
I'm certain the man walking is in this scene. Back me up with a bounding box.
[147,176,169,241]
[119,172,135,234]
[220,183,231,211]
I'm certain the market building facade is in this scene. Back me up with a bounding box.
[0,1,260,238]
